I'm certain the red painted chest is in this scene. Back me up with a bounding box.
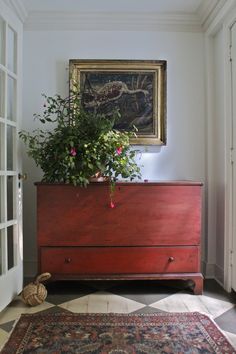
[36,181,203,294]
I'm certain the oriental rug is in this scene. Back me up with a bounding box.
[1,312,235,354]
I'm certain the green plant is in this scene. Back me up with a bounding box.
[19,91,141,189]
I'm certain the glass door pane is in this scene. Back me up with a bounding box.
[7,26,16,74]
[0,176,5,223]
[0,16,5,66]
[7,125,15,170]
[0,122,4,169]
[7,176,15,221]
[0,69,5,118]
[7,225,14,270]
[7,76,16,121]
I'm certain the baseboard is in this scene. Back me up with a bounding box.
[214,264,224,285]
[202,261,225,286]
[202,260,215,278]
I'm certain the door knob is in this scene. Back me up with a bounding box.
[18,173,27,181]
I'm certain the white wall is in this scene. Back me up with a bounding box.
[22,30,205,276]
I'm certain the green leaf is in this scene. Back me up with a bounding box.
[19,91,142,186]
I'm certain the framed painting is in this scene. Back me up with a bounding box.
[69,59,166,145]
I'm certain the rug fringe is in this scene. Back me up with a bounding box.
[197,311,236,350]
[208,316,236,350]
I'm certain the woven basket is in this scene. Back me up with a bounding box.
[21,273,51,306]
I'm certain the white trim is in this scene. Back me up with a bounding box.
[202,260,216,278]
[0,2,22,30]
[2,0,232,33]
[205,34,217,268]
[0,0,23,311]
[215,263,224,284]
[2,0,28,23]
[205,0,236,35]
[2,0,233,34]
[204,0,236,293]
[197,0,219,27]
[202,261,225,285]
[24,11,203,32]
[223,8,236,292]
[223,21,234,293]
[0,264,23,311]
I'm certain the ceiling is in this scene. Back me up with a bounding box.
[5,0,225,32]
[21,0,209,14]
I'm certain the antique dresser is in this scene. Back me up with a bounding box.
[36,181,203,294]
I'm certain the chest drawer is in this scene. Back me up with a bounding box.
[40,246,200,275]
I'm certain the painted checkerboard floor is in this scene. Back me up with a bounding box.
[0,279,236,349]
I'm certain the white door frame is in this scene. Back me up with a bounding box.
[206,7,236,292]
[224,13,236,292]
[204,3,236,290]
[0,0,23,310]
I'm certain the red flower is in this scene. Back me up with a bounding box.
[70,147,77,156]
[110,201,115,208]
[116,146,122,155]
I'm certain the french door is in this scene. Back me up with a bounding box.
[232,21,236,292]
[0,1,23,311]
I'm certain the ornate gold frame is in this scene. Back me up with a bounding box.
[69,59,166,145]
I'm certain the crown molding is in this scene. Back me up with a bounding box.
[201,0,236,33]
[3,0,28,22]
[197,0,219,26]
[4,0,235,34]
[24,11,203,32]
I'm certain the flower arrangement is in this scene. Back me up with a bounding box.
[20,90,141,204]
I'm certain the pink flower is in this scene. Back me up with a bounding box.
[70,147,77,156]
[110,201,115,208]
[116,146,122,155]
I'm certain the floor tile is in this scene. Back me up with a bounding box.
[214,306,236,334]
[0,299,53,324]
[0,320,15,333]
[59,290,146,313]
[131,305,166,314]
[35,306,72,315]
[0,328,9,350]
[149,293,234,318]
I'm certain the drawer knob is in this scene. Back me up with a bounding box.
[65,257,72,263]
[168,256,175,262]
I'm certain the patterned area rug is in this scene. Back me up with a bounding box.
[1,312,235,353]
